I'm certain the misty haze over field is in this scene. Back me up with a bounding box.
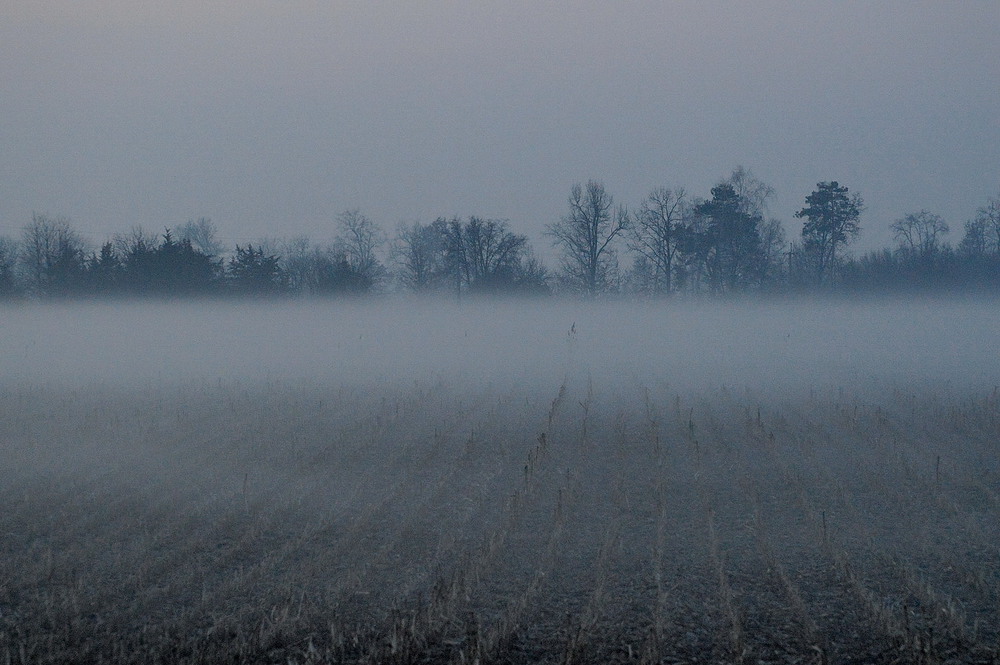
[3,4,1000,661]
[4,297,1000,663]
[2,298,998,395]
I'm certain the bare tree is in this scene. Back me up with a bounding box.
[726,165,775,219]
[460,217,529,291]
[335,210,386,290]
[392,216,543,295]
[176,218,224,256]
[257,236,311,294]
[437,218,466,297]
[0,236,19,296]
[392,221,447,292]
[113,226,159,260]
[959,217,989,256]
[547,181,628,297]
[891,210,949,257]
[726,166,786,287]
[974,193,1000,252]
[756,218,788,286]
[511,249,550,295]
[627,186,688,295]
[20,213,87,295]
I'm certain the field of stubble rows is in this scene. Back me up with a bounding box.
[1,300,999,664]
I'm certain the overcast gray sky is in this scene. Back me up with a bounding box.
[2,2,998,256]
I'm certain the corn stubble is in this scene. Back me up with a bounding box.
[1,380,999,664]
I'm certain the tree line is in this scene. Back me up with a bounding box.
[2,167,999,300]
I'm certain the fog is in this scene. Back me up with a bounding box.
[2,297,997,396]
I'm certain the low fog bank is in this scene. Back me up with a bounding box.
[1,296,997,396]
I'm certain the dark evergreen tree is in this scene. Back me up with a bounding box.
[227,244,285,295]
[795,182,863,284]
[687,183,764,293]
[119,230,220,295]
[88,242,124,295]
[310,248,372,295]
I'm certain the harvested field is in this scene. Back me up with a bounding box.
[1,300,999,663]
[2,378,1000,663]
